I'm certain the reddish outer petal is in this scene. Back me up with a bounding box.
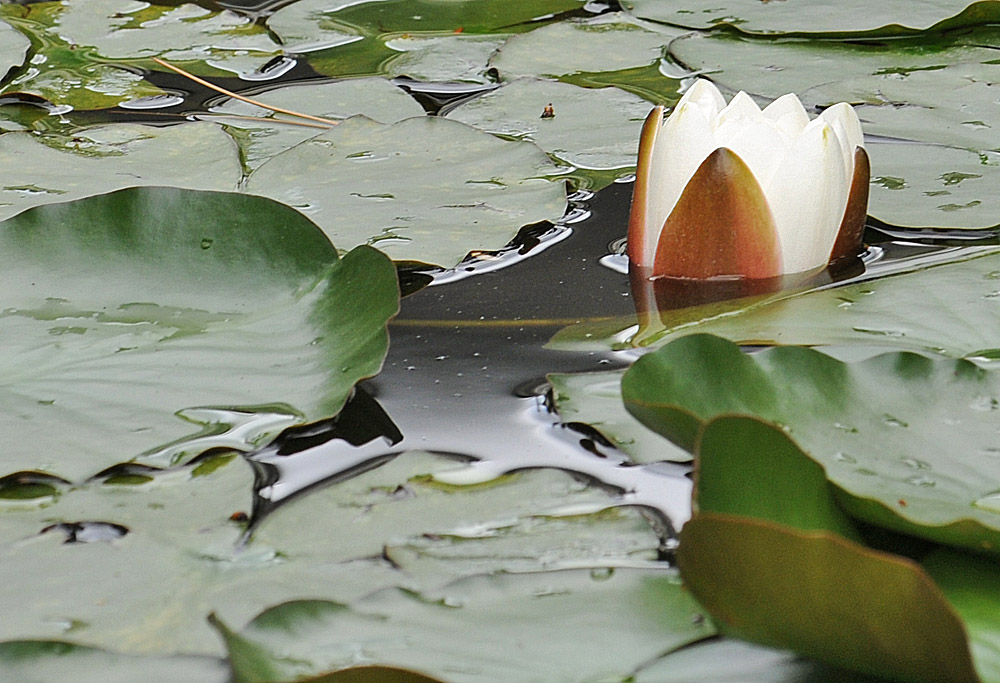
[627,106,664,268]
[828,146,870,266]
[653,147,781,280]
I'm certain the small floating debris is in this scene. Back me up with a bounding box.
[541,102,555,119]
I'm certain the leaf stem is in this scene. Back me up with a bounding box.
[151,57,340,127]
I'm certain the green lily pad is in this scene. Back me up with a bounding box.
[383,33,507,83]
[446,77,652,169]
[244,115,566,267]
[679,515,979,683]
[0,0,283,109]
[207,78,425,172]
[489,13,686,80]
[212,567,713,682]
[625,0,1000,36]
[0,123,242,221]
[623,334,1000,554]
[0,641,228,683]
[0,16,30,80]
[667,32,1000,228]
[0,187,398,479]
[678,417,991,682]
[548,370,692,463]
[610,249,1000,356]
[269,0,587,39]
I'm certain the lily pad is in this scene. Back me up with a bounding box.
[489,13,686,80]
[622,334,1000,554]
[269,0,587,40]
[0,0,283,108]
[383,33,507,83]
[0,16,30,81]
[625,0,1000,36]
[244,115,566,267]
[0,641,228,683]
[0,123,242,221]
[611,248,1000,356]
[548,370,692,463]
[0,187,398,479]
[446,77,652,169]
[677,416,991,682]
[667,32,1000,228]
[211,567,713,682]
[207,78,424,172]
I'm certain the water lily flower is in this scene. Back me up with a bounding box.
[628,79,869,280]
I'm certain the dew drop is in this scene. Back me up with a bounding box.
[834,452,857,464]
[900,457,931,470]
[882,414,908,428]
[590,567,614,581]
[200,238,213,250]
[904,475,936,488]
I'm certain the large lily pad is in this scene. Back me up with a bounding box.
[622,334,1000,554]
[0,0,283,109]
[208,78,424,171]
[0,187,397,479]
[446,77,652,169]
[244,115,566,267]
[625,0,1000,36]
[667,32,1000,228]
[0,123,242,221]
[489,13,687,80]
[212,567,713,682]
[383,34,507,83]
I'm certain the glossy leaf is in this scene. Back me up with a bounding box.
[623,334,1000,554]
[211,568,713,682]
[447,77,653,170]
[489,13,687,80]
[245,115,566,267]
[383,34,508,83]
[679,515,979,683]
[208,79,425,171]
[0,123,242,222]
[626,0,1000,35]
[0,187,397,479]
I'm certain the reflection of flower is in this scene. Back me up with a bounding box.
[628,79,869,279]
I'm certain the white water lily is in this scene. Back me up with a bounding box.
[628,79,869,279]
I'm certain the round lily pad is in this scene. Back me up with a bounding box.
[244,115,567,267]
[384,33,507,83]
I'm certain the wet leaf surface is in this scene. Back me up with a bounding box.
[626,0,1000,35]
[623,334,1000,553]
[0,187,397,479]
[245,115,567,267]
[447,77,652,170]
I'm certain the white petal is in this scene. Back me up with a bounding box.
[677,78,726,119]
[762,93,810,138]
[820,102,864,153]
[650,98,717,241]
[713,91,761,131]
[763,119,849,274]
[714,115,789,190]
